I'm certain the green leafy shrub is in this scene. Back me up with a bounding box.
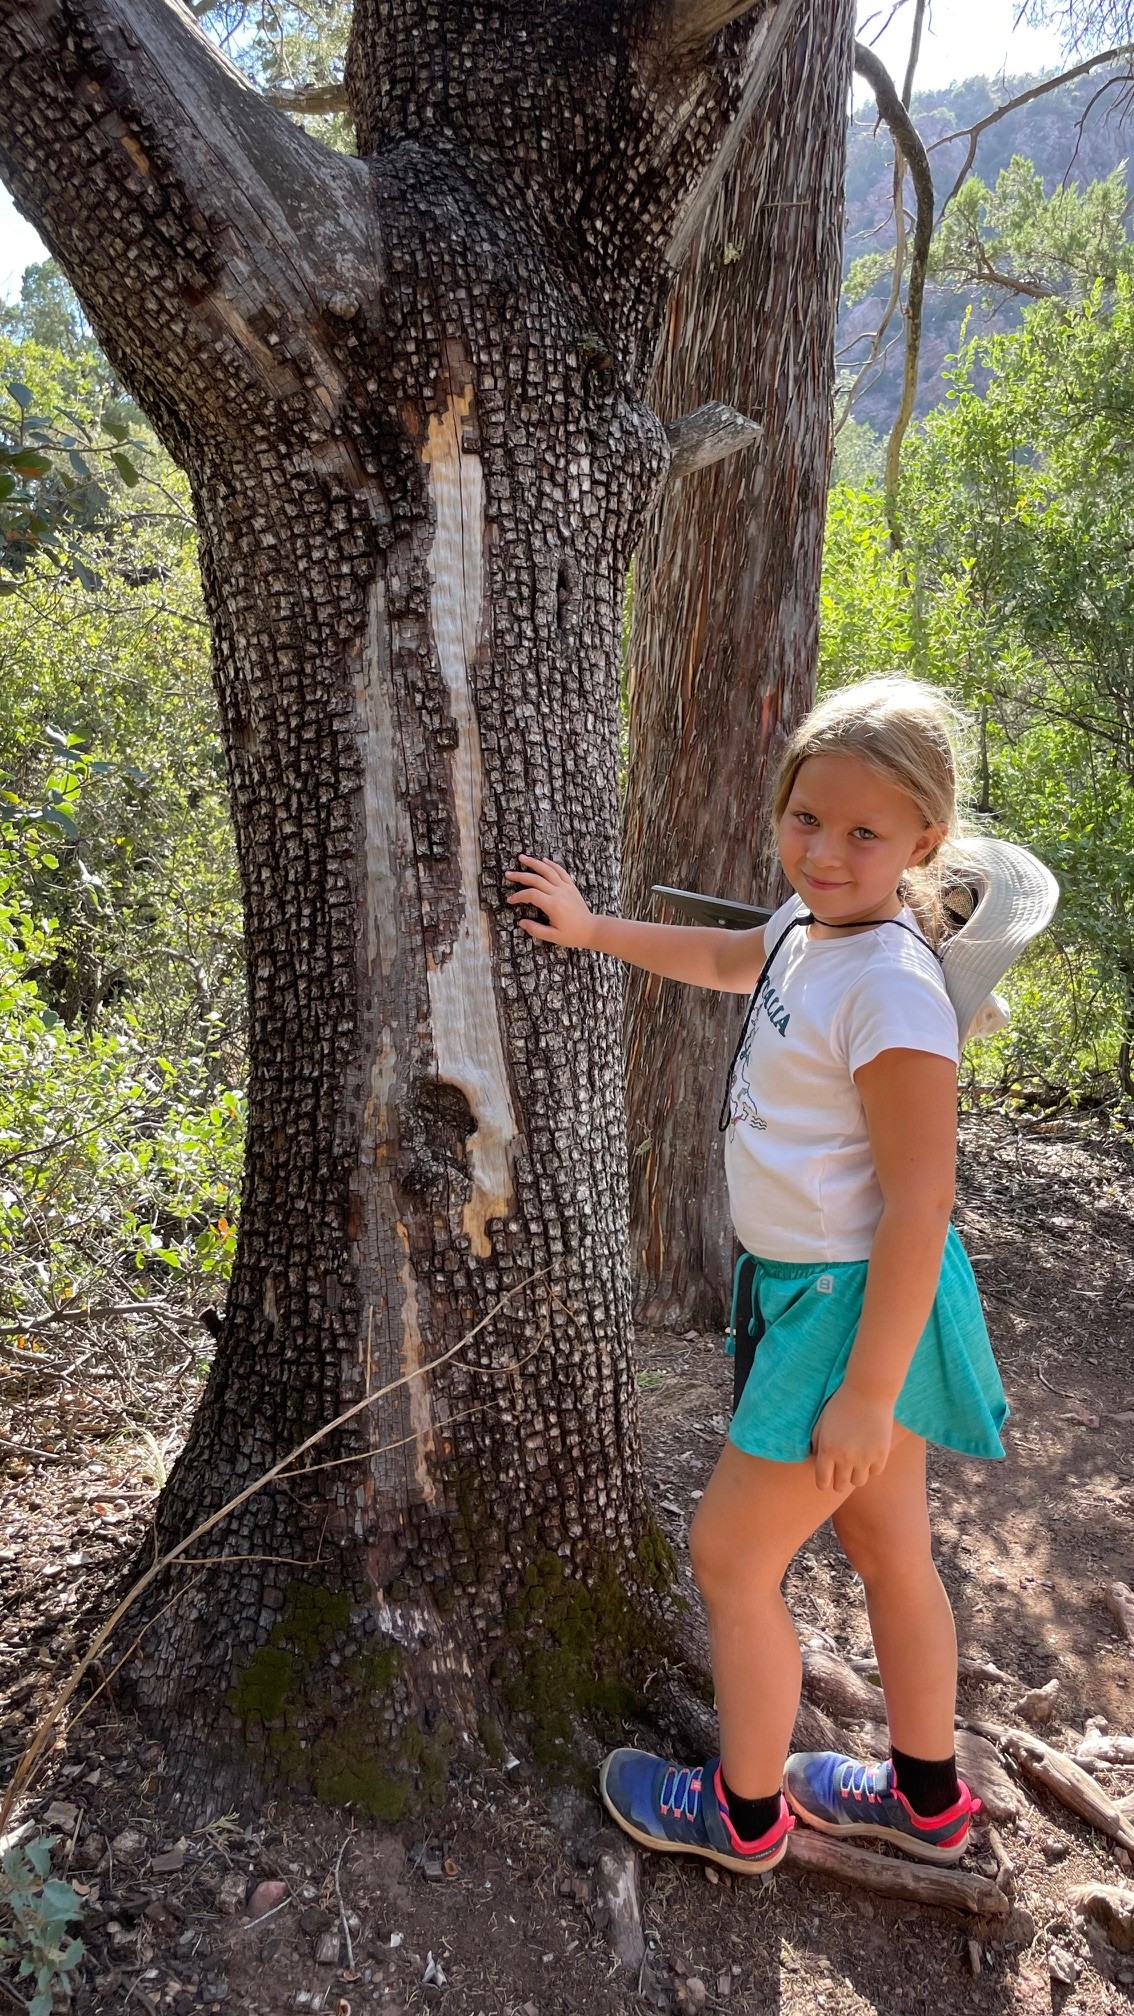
[0,1836,85,2016]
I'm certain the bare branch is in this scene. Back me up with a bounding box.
[0,0,374,451]
[262,80,350,116]
[853,41,933,545]
[663,401,762,478]
[900,0,926,104]
[929,45,1134,217]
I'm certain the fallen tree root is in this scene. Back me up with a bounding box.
[653,1672,843,1762]
[784,1830,1010,1916]
[955,1730,1026,1826]
[1070,1882,1134,1953]
[970,1721,1134,1853]
[854,1653,1020,1691]
[802,1649,887,1722]
[986,1825,1015,1895]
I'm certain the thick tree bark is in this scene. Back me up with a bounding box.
[624,0,854,1329]
[0,0,808,1811]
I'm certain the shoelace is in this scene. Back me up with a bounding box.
[837,1760,890,1802]
[660,1765,703,1824]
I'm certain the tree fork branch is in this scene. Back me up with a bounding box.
[663,401,762,478]
[0,0,374,448]
[263,80,350,117]
[853,40,933,549]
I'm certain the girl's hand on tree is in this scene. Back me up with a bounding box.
[505,855,596,948]
[810,1383,895,1494]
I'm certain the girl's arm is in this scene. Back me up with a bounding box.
[504,855,765,994]
[811,1048,957,1493]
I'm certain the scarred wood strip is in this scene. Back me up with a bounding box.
[423,385,519,1258]
[354,576,435,1506]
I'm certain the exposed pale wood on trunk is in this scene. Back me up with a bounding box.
[422,384,519,1258]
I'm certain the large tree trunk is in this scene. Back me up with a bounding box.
[623,0,854,1330]
[0,0,810,1812]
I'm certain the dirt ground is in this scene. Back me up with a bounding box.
[2,1112,1134,2016]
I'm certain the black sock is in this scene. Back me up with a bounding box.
[719,1774,782,1843]
[890,1745,960,1817]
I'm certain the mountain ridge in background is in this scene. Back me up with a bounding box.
[841,60,1134,434]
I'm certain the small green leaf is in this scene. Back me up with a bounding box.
[7,381,34,410]
[111,451,140,487]
[8,448,52,478]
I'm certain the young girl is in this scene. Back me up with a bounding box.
[504,677,1010,1876]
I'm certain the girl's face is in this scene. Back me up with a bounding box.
[778,752,947,926]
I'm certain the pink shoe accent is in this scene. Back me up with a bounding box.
[712,1766,795,1855]
[895,1779,981,1834]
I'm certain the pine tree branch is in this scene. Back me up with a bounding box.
[853,40,933,547]
[930,45,1134,217]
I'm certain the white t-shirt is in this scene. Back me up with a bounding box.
[723,894,960,1263]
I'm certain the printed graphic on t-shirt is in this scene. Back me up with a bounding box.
[728,972,790,1132]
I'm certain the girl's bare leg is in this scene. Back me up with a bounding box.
[689,1442,854,1799]
[832,1431,957,1758]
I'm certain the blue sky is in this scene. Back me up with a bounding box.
[1,0,1068,302]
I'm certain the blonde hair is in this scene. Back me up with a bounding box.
[773,676,971,943]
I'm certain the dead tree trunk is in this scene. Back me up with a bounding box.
[0,0,808,1813]
[624,0,854,1328]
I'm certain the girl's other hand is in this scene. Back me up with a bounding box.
[810,1384,895,1494]
[504,855,596,949]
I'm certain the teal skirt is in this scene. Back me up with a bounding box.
[726,1225,1008,1464]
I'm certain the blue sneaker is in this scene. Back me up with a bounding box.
[600,1751,794,1875]
[784,1752,981,1864]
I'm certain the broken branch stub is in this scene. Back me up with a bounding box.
[663,403,763,480]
